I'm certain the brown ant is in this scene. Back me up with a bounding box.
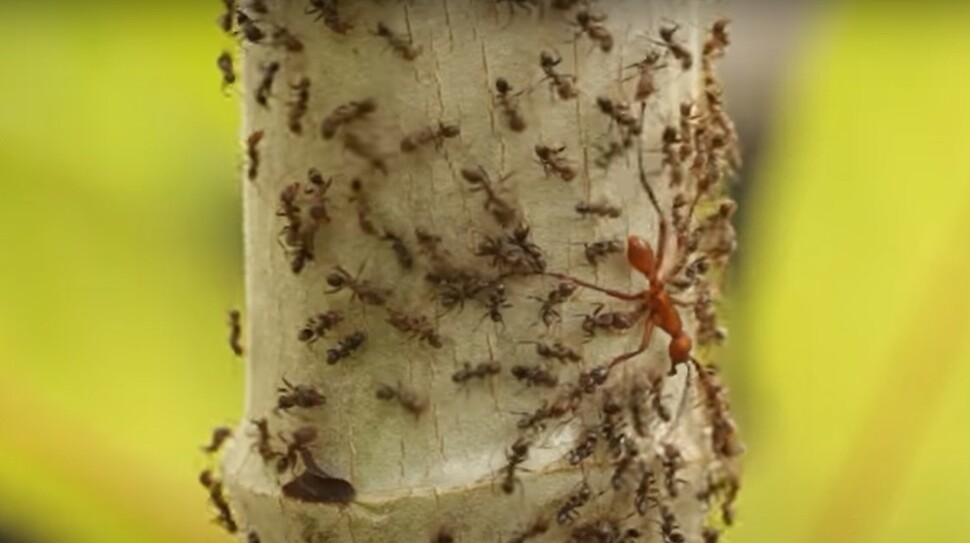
[227,309,244,356]
[511,364,558,388]
[277,377,326,411]
[271,26,304,53]
[387,309,442,348]
[648,372,672,422]
[534,144,576,181]
[703,17,731,59]
[626,50,664,102]
[199,469,238,533]
[584,239,623,266]
[703,528,721,543]
[276,425,318,473]
[556,482,593,524]
[306,0,352,34]
[656,24,693,70]
[528,340,581,363]
[580,304,644,337]
[573,10,613,52]
[566,429,598,465]
[202,426,233,454]
[575,200,621,219]
[475,233,541,275]
[255,61,280,108]
[500,437,531,494]
[235,9,265,43]
[660,443,686,498]
[451,360,502,384]
[326,330,366,364]
[482,281,511,325]
[217,51,236,92]
[539,50,578,100]
[593,140,625,170]
[611,442,637,490]
[494,78,527,132]
[373,21,422,60]
[375,382,426,417]
[571,519,640,543]
[596,96,641,144]
[305,168,333,224]
[400,122,460,153]
[326,265,389,306]
[246,129,264,181]
[320,98,376,139]
[659,506,686,543]
[382,231,413,269]
[276,183,314,273]
[532,282,576,327]
[287,77,310,134]
[634,464,659,516]
[342,132,388,174]
[692,360,743,459]
[218,0,236,34]
[298,310,343,345]
[460,166,518,227]
[250,417,277,463]
[508,515,549,543]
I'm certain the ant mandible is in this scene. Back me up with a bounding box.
[548,109,693,372]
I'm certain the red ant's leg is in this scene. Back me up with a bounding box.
[608,318,656,369]
[636,102,670,284]
[544,272,644,301]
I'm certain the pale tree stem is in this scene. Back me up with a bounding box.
[216,1,743,542]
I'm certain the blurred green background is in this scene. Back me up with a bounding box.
[1,2,969,542]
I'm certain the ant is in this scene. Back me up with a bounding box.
[276,183,314,273]
[482,281,511,325]
[227,309,244,356]
[305,168,333,224]
[534,144,576,181]
[298,310,343,345]
[202,426,233,454]
[382,231,413,269]
[703,528,721,543]
[320,98,376,139]
[277,377,326,411]
[572,10,613,52]
[660,443,686,498]
[373,22,422,60]
[566,429,598,465]
[692,360,743,459]
[507,515,549,543]
[511,364,558,388]
[255,61,280,108]
[387,309,442,348]
[703,17,731,59]
[246,129,264,181]
[451,360,502,384]
[325,265,389,306]
[575,200,621,219]
[656,24,693,70]
[342,132,388,174]
[400,122,460,153]
[626,50,664,103]
[217,51,236,92]
[276,425,318,473]
[532,282,577,327]
[375,382,426,417]
[546,139,696,375]
[556,482,593,524]
[500,437,530,494]
[326,330,366,364]
[634,464,659,516]
[271,26,304,53]
[659,506,686,543]
[217,0,235,35]
[527,340,581,363]
[287,77,310,134]
[250,417,277,463]
[584,239,623,266]
[610,441,637,490]
[579,304,644,337]
[460,166,518,227]
[539,50,578,100]
[199,470,238,533]
[596,96,641,145]
[494,78,527,132]
[306,0,352,35]
[432,527,456,543]
[593,140,625,170]
[571,519,640,543]
[235,9,265,43]
[648,371,672,423]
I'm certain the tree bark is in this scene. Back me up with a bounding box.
[217,1,743,542]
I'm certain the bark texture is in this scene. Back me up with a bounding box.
[214,1,743,542]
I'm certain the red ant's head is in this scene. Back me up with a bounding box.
[627,235,657,279]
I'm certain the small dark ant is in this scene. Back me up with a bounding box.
[573,10,613,52]
[247,531,261,543]
[287,77,310,134]
[246,129,264,182]
[494,78,527,132]
[532,282,576,327]
[382,231,413,270]
[626,50,664,102]
[507,515,549,543]
[556,482,593,525]
[199,469,238,533]
[306,0,352,35]
[575,200,622,219]
[255,61,280,108]
[529,340,581,363]
[373,21,422,60]
[250,417,277,463]
[648,372,672,423]
[702,527,721,543]
[228,309,244,356]
[692,360,743,459]
[460,166,518,227]
[593,140,625,169]
[704,17,730,59]
[298,310,343,345]
[571,520,641,543]
[482,281,511,325]
[660,443,686,498]
[202,426,233,454]
[342,132,388,174]
[634,464,659,516]
[500,437,530,494]
[217,0,236,34]
[580,304,645,337]
[511,364,558,388]
[432,527,456,543]
[534,144,576,181]
[657,24,693,70]
[217,51,236,92]
[276,425,318,473]
[326,330,366,364]
[628,380,650,436]
[326,265,389,306]
[375,382,426,417]
[595,96,641,145]
[320,98,376,139]
[271,26,304,53]
[277,377,326,411]
[577,364,610,394]
[387,309,442,349]
[539,50,578,100]
[584,239,623,266]
[305,168,333,224]
[400,122,460,153]
[451,360,502,384]
[276,183,314,274]
[611,442,637,490]
[659,506,686,543]
[566,429,598,466]
[235,10,265,43]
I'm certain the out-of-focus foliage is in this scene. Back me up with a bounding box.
[0,2,968,543]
